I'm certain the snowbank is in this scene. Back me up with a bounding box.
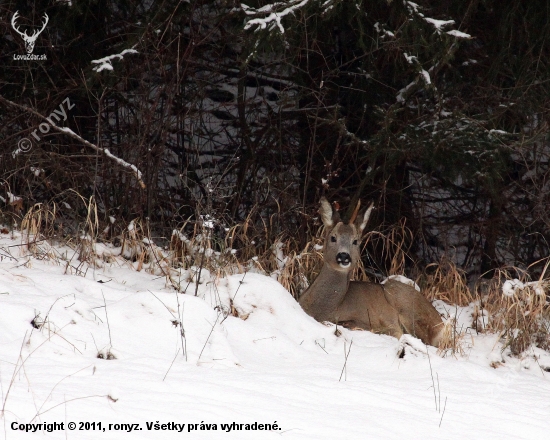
[0,233,549,439]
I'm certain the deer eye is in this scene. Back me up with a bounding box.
[330,236,336,243]
[353,240,358,245]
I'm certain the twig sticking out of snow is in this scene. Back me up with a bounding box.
[339,340,353,382]
[0,94,145,188]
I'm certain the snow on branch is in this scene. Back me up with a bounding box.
[420,69,431,85]
[241,0,310,33]
[395,1,471,103]
[404,1,471,39]
[396,80,416,103]
[58,127,145,186]
[446,29,471,39]
[423,17,455,31]
[403,53,418,64]
[424,19,472,39]
[397,52,431,102]
[0,94,146,188]
[92,48,138,72]
[103,147,143,181]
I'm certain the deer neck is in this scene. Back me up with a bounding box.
[299,262,351,322]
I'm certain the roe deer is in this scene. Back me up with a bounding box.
[299,198,443,346]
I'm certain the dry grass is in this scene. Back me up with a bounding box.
[9,203,550,357]
[480,267,550,355]
[76,194,99,263]
[420,260,474,306]
[20,203,58,252]
[272,236,324,299]
[427,263,549,355]
[437,317,468,357]
[361,219,414,278]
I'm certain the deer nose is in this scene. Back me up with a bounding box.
[336,252,351,266]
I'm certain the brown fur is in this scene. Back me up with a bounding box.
[299,198,443,346]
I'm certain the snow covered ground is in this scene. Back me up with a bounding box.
[1,233,549,439]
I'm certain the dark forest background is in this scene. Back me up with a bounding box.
[1,0,549,282]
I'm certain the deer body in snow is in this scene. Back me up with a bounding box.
[299,198,443,346]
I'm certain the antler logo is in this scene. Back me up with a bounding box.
[11,11,49,54]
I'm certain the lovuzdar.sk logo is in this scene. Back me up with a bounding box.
[11,11,48,61]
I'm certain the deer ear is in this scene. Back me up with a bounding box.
[356,202,374,233]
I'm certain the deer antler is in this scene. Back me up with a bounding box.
[11,11,49,54]
[34,13,49,38]
[11,12,26,38]
[349,200,361,224]
[11,11,49,37]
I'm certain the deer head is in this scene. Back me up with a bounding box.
[11,11,49,54]
[319,197,374,273]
